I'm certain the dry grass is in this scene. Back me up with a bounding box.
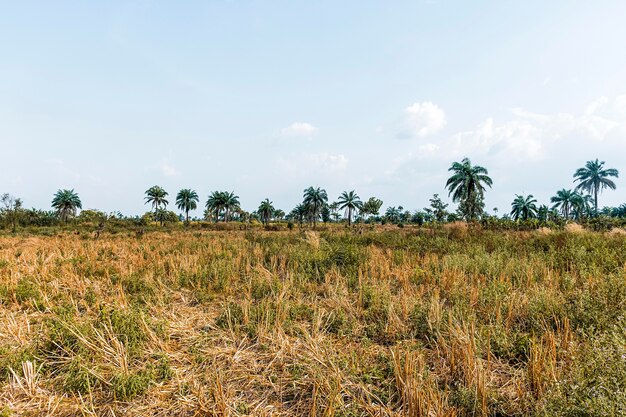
[0,228,625,416]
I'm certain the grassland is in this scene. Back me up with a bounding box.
[1,225,625,416]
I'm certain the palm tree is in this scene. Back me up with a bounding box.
[291,203,308,228]
[550,189,578,220]
[258,199,275,226]
[303,187,328,229]
[52,189,82,222]
[446,158,493,220]
[223,192,240,222]
[510,194,538,221]
[176,189,199,224]
[573,159,619,214]
[572,193,593,220]
[385,206,402,224]
[337,190,362,226]
[144,186,169,224]
[206,191,225,222]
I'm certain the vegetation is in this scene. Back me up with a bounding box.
[445,158,493,221]
[175,189,199,224]
[573,158,619,213]
[1,227,625,415]
[51,189,82,222]
[337,190,362,226]
[144,186,169,225]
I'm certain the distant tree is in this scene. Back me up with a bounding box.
[258,199,275,226]
[427,194,449,222]
[572,193,593,220]
[223,192,240,222]
[537,205,549,222]
[144,186,169,225]
[1,193,23,232]
[361,197,383,220]
[385,206,402,224]
[446,158,493,221]
[52,189,82,222]
[550,189,578,220]
[337,190,362,226]
[206,191,224,222]
[290,203,308,228]
[303,187,328,229]
[274,209,285,221]
[573,159,619,214]
[510,194,538,221]
[176,189,199,224]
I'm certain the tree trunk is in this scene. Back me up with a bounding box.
[348,207,352,227]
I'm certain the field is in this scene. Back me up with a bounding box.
[1,226,625,416]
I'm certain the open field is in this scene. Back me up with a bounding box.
[1,227,625,416]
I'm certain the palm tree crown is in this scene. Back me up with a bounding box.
[550,189,579,220]
[337,190,362,226]
[176,189,199,223]
[573,159,619,214]
[510,194,538,221]
[446,158,493,220]
[51,189,82,222]
[145,186,169,211]
[303,187,328,228]
[205,191,240,222]
[258,199,275,226]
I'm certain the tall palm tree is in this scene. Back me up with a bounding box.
[510,194,538,221]
[258,199,275,226]
[550,189,578,220]
[206,191,225,222]
[573,159,619,214]
[176,189,199,223]
[303,187,328,229]
[291,203,308,228]
[51,189,82,222]
[223,192,240,222]
[571,193,593,220]
[144,186,169,224]
[446,158,493,220]
[337,190,362,226]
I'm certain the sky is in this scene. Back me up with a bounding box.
[2,0,626,217]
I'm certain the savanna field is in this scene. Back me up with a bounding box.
[1,225,625,416]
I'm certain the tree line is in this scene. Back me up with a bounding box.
[1,158,623,231]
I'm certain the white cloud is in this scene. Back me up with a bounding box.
[399,101,446,138]
[160,160,180,177]
[280,122,318,137]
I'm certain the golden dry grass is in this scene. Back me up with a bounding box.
[0,228,625,416]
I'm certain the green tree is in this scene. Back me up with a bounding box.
[573,159,619,214]
[427,194,449,222]
[205,191,225,222]
[361,197,383,221]
[510,194,538,221]
[144,186,169,224]
[258,199,275,226]
[550,189,578,220]
[337,190,362,226]
[303,186,328,229]
[290,203,308,228]
[446,158,493,221]
[1,193,23,232]
[52,189,82,222]
[176,189,199,223]
[223,191,240,222]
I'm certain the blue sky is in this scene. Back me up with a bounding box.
[2,1,626,216]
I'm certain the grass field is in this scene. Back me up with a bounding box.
[1,226,625,416]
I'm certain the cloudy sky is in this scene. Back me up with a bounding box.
[2,1,626,216]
